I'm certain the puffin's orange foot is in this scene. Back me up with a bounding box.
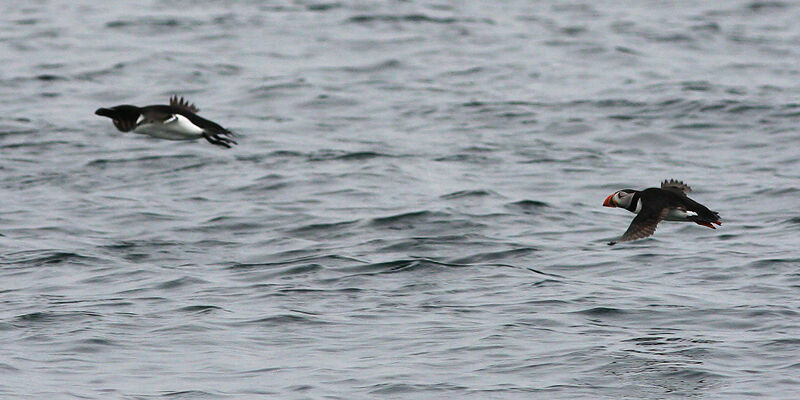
[695,221,716,229]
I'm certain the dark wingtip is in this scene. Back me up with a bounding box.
[202,132,237,148]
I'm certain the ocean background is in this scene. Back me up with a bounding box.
[1,1,800,398]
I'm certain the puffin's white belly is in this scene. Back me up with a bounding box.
[664,208,698,221]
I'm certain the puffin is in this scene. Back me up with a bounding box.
[95,96,237,148]
[603,179,721,245]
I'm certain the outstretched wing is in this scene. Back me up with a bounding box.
[661,179,692,195]
[169,95,200,113]
[141,109,175,124]
[609,209,667,245]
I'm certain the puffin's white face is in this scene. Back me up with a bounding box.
[604,189,640,212]
[613,190,636,208]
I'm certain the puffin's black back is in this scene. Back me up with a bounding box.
[641,187,719,222]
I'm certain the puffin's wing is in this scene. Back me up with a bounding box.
[169,95,200,113]
[609,208,667,245]
[661,179,692,195]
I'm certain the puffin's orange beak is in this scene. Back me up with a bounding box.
[603,194,615,207]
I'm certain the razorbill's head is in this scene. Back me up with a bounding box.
[95,105,142,132]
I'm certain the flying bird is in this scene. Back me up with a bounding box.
[603,179,721,245]
[95,96,237,148]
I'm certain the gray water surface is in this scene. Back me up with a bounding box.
[1,1,800,399]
